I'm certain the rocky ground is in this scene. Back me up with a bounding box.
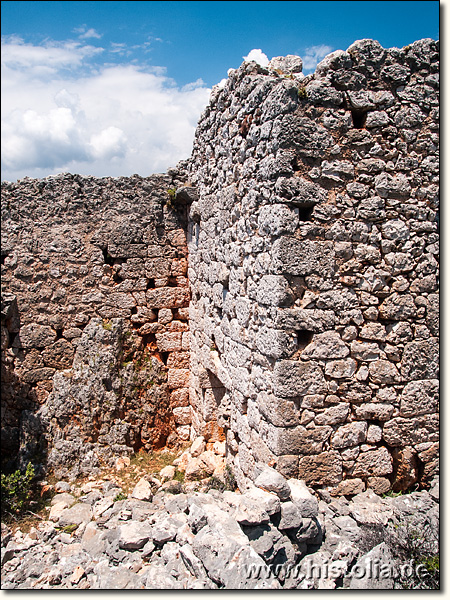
[1,440,439,590]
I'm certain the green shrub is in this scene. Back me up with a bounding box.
[1,463,35,517]
[113,492,127,502]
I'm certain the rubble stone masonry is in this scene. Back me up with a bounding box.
[1,39,439,494]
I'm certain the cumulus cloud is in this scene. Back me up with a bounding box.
[73,26,103,40]
[302,44,334,71]
[1,37,211,181]
[243,48,270,67]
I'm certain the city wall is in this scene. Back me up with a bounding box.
[1,38,439,493]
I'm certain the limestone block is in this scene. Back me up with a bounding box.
[357,196,386,221]
[255,326,297,359]
[314,403,349,425]
[298,452,342,486]
[254,465,291,500]
[359,322,386,342]
[374,172,411,198]
[330,479,365,497]
[273,360,326,398]
[332,422,367,449]
[324,358,357,379]
[287,478,319,517]
[173,406,192,425]
[366,477,391,495]
[399,379,439,417]
[401,338,439,380]
[260,420,331,456]
[131,478,153,501]
[426,293,439,336]
[272,238,335,277]
[274,176,327,205]
[249,274,292,307]
[146,287,190,309]
[190,436,206,457]
[58,503,93,527]
[382,414,439,446]
[354,403,394,421]
[15,324,57,348]
[276,308,336,332]
[155,332,182,352]
[350,340,380,361]
[368,360,400,384]
[167,368,190,389]
[257,392,300,427]
[301,331,349,360]
[366,425,382,443]
[352,447,392,477]
[119,522,153,550]
[379,292,417,320]
[258,204,298,237]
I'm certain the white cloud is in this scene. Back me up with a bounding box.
[1,37,211,181]
[73,26,102,40]
[243,48,270,67]
[302,44,334,71]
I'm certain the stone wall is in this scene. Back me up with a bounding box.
[1,38,439,494]
[187,38,439,495]
[1,170,193,477]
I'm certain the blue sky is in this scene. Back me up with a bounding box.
[1,1,440,181]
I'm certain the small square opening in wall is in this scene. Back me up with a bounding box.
[298,206,314,222]
[297,330,314,349]
[351,110,367,129]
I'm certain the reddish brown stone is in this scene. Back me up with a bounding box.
[298,451,343,486]
[392,446,419,492]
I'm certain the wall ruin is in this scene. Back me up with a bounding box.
[1,38,439,493]
[187,38,439,495]
[1,170,193,477]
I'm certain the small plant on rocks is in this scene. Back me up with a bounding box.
[1,463,35,520]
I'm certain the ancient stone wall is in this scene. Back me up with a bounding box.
[1,38,439,494]
[187,38,439,495]
[1,170,193,476]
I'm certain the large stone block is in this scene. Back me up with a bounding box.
[275,308,336,332]
[272,238,335,277]
[155,332,182,352]
[146,287,190,309]
[352,447,393,477]
[399,379,439,417]
[298,451,342,486]
[301,331,349,360]
[273,360,326,398]
[401,338,439,381]
[331,422,367,449]
[259,420,331,456]
[382,415,439,446]
[15,324,57,348]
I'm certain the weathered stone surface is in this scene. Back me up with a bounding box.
[58,503,93,527]
[332,422,367,449]
[131,478,153,501]
[119,522,153,550]
[287,479,319,517]
[298,452,342,486]
[352,447,393,477]
[273,360,326,398]
[301,332,349,360]
[272,238,335,277]
[1,40,439,497]
[399,379,439,417]
[382,415,439,446]
[254,465,291,500]
[401,338,439,380]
